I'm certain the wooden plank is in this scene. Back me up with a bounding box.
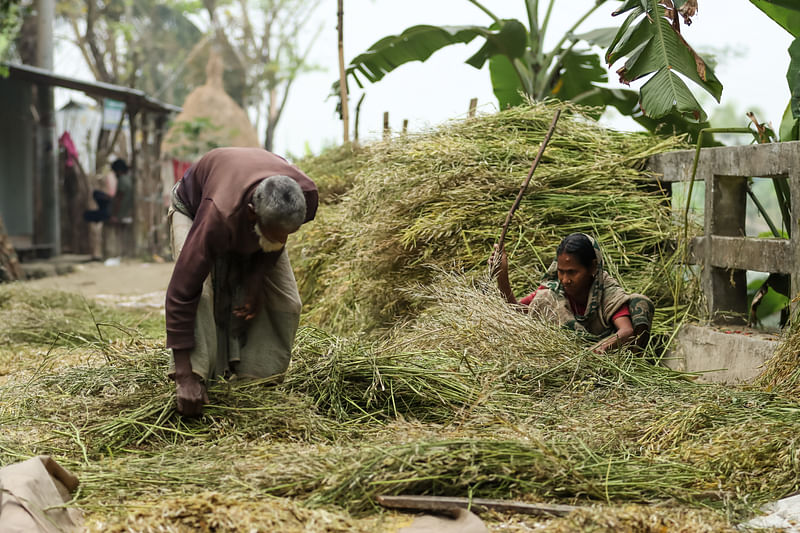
[690,236,792,273]
[707,236,791,273]
[647,141,800,183]
[376,494,578,517]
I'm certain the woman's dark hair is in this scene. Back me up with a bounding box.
[111,159,129,174]
[556,233,596,269]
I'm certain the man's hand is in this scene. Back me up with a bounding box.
[175,372,208,417]
[172,348,207,416]
[233,303,256,320]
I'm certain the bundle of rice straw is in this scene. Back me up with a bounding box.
[756,312,800,400]
[292,101,694,336]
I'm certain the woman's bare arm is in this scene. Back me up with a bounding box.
[489,244,517,305]
[592,315,634,354]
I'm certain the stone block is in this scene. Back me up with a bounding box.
[665,324,780,383]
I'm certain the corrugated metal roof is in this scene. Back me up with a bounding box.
[4,63,182,114]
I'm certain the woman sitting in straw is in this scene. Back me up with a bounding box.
[489,232,653,353]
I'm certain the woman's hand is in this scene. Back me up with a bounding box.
[488,243,508,278]
[489,244,518,305]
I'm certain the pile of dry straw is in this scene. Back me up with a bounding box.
[291,101,694,336]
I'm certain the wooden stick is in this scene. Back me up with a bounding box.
[337,0,349,143]
[376,494,578,517]
[496,109,561,253]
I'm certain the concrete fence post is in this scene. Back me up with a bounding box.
[705,174,748,324]
[790,148,800,308]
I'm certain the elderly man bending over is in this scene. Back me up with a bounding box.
[166,147,318,416]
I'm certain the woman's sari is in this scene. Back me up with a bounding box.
[526,234,654,340]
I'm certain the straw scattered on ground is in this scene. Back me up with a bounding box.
[1,280,799,530]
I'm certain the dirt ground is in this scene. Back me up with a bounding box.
[23,259,174,309]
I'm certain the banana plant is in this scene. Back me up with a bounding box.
[751,0,800,141]
[338,2,638,110]
[605,0,722,121]
[336,0,713,140]
[607,0,800,138]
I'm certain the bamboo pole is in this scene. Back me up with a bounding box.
[495,109,561,253]
[337,0,349,144]
[377,494,577,517]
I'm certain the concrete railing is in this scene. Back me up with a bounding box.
[647,141,800,324]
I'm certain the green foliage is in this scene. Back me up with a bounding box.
[0,0,22,76]
[747,280,790,322]
[343,23,526,90]
[167,117,224,161]
[788,38,800,120]
[339,1,709,141]
[338,1,620,112]
[750,0,800,38]
[56,0,204,104]
[780,101,800,141]
[606,0,722,121]
[604,0,800,133]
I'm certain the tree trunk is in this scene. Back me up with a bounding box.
[0,214,22,282]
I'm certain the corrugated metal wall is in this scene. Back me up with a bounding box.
[0,78,35,246]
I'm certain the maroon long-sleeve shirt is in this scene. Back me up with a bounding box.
[165,147,318,350]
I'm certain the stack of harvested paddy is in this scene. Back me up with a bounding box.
[391,271,693,393]
[293,101,693,336]
[293,143,367,204]
[161,51,260,161]
[756,318,800,400]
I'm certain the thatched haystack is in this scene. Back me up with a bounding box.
[292,101,694,335]
[162,51,260,161]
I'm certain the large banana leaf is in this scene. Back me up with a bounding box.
[750,0,800,37]
[488,54,526,109]
[606,0,722,121]
[597,86,714,144]
[343,20,527,89]
[553,50,608,101]
[789,38,800,118]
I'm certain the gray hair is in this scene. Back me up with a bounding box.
[251,175,306,232]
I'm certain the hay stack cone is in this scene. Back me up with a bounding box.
[162,51,260,161]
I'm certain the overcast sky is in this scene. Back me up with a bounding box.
[54,1,794,158]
